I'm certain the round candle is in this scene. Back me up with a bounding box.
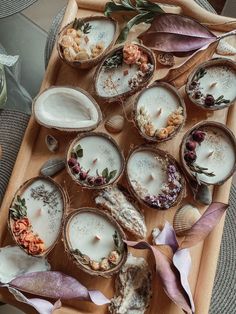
[184,125,236,184]
[126,147,183,209]
[64,208,127,275]
[187,59,236,110]
[67,133,124,188]
[9,177,65,256]
[135,82,185,141]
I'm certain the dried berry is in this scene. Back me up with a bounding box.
[204,94,215,107]
[68,158,77,168]
[189,80,198,90]
[192,130,205,143]
[87,176,95,185]
[184,151,197,164]
[186,140,197,151]
[79,170,88,181]
[73,165,81,174]
[94,176,106,186]
[194,91,202,99]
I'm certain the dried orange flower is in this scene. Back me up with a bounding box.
[166,125,175,134]
[167,113,184,126]
[66,28,77,38]
[28,237,45,255]
[100,258,110,271]
[13,218,30,235]
[144,122,155,137]
[90,260,100,271]
[59,35,75,48]
[139,52,148,64]
[140,62,149,73]
[123,43,141,65]
[108,251,120,265]
[156,128,169,139]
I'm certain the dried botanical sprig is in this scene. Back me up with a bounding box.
[194,67,207,81]
[72,18,92,34]
[103,51,123,69]
[214,95,230,105]
[10,196,27,220]
[113,230,124,254]
[189,163,215,177]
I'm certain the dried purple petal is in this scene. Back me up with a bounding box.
[204,94,215,107]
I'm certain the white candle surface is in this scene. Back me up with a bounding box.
[195,127,235,184]
[73,135,122,180]
[68,212,118,261]
[21,179,64,248]
[137,85,181,130]
[199,65,236,104]
[127,150,167,196]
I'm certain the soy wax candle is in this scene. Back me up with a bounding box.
[134,82,185,142]
[126,146,184,210]
[63,208,127,277]
[186,58,236,110]
[181,121,236,185]
[66,132,125,188]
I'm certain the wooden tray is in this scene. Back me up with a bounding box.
[0,1,236,313]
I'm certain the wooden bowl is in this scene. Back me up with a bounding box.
[94,43,156,103]
[8,176,67,257]
[57,16,118,69]
[126,145,185,210]
[186,58,236,111]
[133,81,186,143]
[63,207,128,278]
[66,132,125,189]
[180,121,236,185]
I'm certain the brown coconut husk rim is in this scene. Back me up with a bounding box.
[125,145,185,210]
[32,85,103,132]
[57,16,118,70]
[180,121,236,185]
[186,58,236,111]
[63,207,128,278]
[66,132,125,190]
[133,81,186,143]
[93,43,156,103]
[8,176,68,257]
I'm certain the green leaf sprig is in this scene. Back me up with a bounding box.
[74,144,83,158]
[194,68,207,81]
[102,168,117,183]
[113,230,124,253]
[214,95,230,105]
[104,0,164,43]
[10,196,27,220]
[72,18,92,34]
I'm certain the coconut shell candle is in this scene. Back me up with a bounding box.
[186,58,236,110]
[66,132,124,189]
[63,208,127,277]
[33,86,102,132]
[181,121,236,185]
[57,16,118,69]
[134,82,186,142]
[8,177,66,257]
[94,43,155,102]
[126,146,184,210]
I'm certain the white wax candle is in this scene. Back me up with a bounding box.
[74,135,122,180]
[21,179,64,249]
[137,85,180,130]
[127,150,167,196]
[199,65,236,103]
[195,127,235,184]
[68,212,118,261]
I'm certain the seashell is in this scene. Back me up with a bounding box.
[34,86,102,132]
[94,43,155,103]
[8,176,67,257]
[216,38,236,56]
[95,185,147,239]
[57,16,118,69]
[105,115,125,134]
[173,204,201,236]
[45,134,58,153]
[0,246,50,284]
[109,253,152,314]
[40,158,65,177]
[195,183,212,205]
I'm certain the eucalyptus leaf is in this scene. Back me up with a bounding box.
[102,168,109,178]
[75,144,83,158]
[109,170,117,181]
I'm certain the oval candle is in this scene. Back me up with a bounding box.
[135,82,185,142]
[181,122,236,185]
[186,58,236,110]
[67,132,124,188]
[9,177,65,256]
[126,147,184,209]
[64,208,127,276]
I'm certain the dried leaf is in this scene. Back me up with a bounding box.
[10,271,110,305]
[180,202,228,249]
[40,158,65,177]
[139,14,217,53]
[125,240,193,313]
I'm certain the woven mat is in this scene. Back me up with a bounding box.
[0,0,37,19]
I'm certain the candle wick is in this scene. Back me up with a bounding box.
[150,174,155,180]
[209,82,217,88]
[95,235,101,240]
[207,150,214,157]
[93,158,98,164]
[157,108,162,116]
[36,208,42,216]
